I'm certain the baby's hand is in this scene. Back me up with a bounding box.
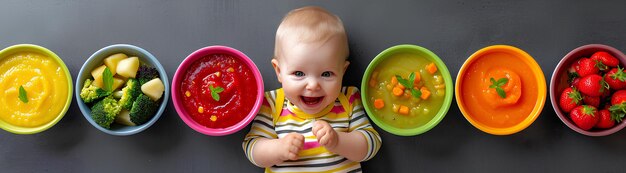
[312,120,338,150]
[277,132,304,161]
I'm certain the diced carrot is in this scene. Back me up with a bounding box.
[420,86,431,100]
[413,72,421,86]
[392,86,404,96]
[426,63,438,74]
[399,105,410,115]
[374,99,385,109]
[391,76,398,85]
[369,79,377,87]
[396,83,405,90]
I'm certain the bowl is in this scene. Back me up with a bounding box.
[456,45,546,135]
[361,44,453,136]
[550,44,626,136]
[0,44,73,134]
[172,46,264,136]
[76,44,169,136]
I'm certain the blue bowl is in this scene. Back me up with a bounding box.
[75,44,169,136]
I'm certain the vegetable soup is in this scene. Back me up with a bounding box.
[367,53,446,129]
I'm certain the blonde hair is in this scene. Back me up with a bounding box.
[274,6,349,60]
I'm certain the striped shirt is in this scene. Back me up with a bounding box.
[243,86,382,173]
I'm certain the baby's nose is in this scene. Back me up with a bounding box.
[305,78,321,91]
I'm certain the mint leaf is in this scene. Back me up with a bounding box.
[496,88,506,98]
[395,73,421,99]
[497,78,509,87]
[490,77,509,98]
[102,67,114,92]
[209,85,224,101]
[395,75,412,89]
[18,85,28,103]
[411,88,422,98]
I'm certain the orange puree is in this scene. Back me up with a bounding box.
[481,68,522,108]
[460,52,538,128]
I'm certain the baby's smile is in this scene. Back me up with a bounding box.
[301,96,324,106]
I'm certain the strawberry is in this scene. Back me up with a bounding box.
[559,87,582,113]
[595,109,615,129]
[610,90,626,105]
[574,58,600,77]
[570,105,599,130]
[591,51,620,68]
[604,67,626,90]
[609,90,626,123]
[576,74,607,97]
[583,95,600,108]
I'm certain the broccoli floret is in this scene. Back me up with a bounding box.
[136,65,159,85]
[129,94,159,125]
[80,79,111,103]
[118,78,141,110]
[90,96,122,129]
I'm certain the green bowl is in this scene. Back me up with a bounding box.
[361,44,453,136]
[0,44,73,134]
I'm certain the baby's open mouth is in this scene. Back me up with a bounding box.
[301,96,324,105]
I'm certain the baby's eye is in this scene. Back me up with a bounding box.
[321,71,332,77]
[294,71,305,77]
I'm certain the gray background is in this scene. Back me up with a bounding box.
[1,0,626,172]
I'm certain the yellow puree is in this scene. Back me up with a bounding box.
[0,52,68,127]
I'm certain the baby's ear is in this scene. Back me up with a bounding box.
[343,61,350,73]
[271,58,282,83]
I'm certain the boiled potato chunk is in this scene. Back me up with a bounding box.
[115,109,136,126]
[141,78,164,101]
[112,77,125,91]
[93,77,104,88]
[91,65,107,88]
[104,53,128,76]
[116,57,140,78]
[91,65,107,80]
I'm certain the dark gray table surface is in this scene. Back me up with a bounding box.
[2,0,626,172]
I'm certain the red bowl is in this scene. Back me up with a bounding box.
[550,44,626,136]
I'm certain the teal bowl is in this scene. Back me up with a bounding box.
[76,44,169,136]
[361,44,453,136]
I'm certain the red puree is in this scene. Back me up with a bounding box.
[181,54,257,128]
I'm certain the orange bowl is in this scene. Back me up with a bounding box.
[455,45,546,135]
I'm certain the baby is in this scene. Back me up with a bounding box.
[243,6,382,172]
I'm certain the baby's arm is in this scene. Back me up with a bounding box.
[243,98,305,168]
[248,133,304,167]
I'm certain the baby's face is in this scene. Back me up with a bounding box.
[272,37,349,115]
